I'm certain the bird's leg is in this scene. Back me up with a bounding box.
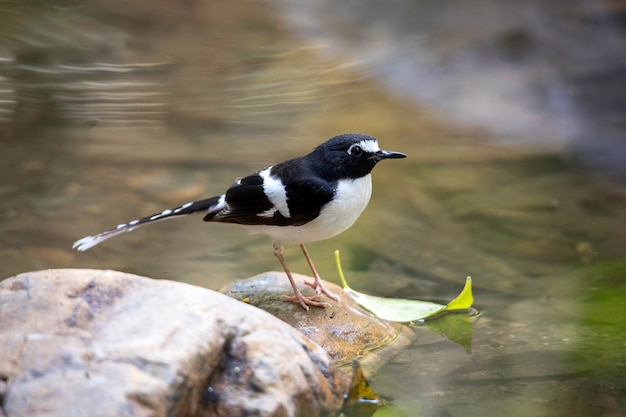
[300,244,340,302]
[272,241,330,310]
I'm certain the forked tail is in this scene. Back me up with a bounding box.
[73,195,224,251]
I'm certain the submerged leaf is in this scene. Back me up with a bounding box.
[335,250,474,323]
[424,313,476,353]
[342,360,382,416]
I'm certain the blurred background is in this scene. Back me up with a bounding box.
[1,1,625,416]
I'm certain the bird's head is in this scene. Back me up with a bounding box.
[309,133,406,180]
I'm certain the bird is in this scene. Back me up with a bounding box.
[73,133,406,310]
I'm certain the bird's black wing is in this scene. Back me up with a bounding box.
[206,170,334,227]
[204,173,275,224]
[283,177,334,226]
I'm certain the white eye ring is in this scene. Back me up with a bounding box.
[348,144,363,156]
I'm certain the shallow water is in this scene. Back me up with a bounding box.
[1,1,625,416]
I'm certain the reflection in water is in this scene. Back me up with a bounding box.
[0,1,625,417]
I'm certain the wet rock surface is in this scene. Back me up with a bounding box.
[221,272,414,374]
[0,269,348,417]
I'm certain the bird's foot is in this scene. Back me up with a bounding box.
[282,291,331,311]
[304,276,341,302]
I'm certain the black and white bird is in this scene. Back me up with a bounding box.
[73,133,406,310]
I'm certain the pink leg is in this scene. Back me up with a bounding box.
[300,244,340,302]
[272,241,330,310]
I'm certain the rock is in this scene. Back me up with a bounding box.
[0,269,347,417]
[220,272,414,375]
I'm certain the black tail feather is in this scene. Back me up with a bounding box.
[73,195,223,251]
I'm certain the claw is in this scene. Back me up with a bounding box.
[282,291,331,310]
[272,241,338,311]
[304,277,340,301]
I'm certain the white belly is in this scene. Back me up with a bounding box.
[242,175,372,245]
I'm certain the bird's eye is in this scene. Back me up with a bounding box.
[348,145,363,156]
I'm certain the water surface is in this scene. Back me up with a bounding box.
[0,1,624,416]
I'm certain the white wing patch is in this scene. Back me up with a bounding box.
[243,174,372,244]
[258,167,290,218]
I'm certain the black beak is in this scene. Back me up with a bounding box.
[374,149,407,161]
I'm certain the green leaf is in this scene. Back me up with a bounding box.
[424,313,475,353]
[444,276,473,311]
[335,250,474,323]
